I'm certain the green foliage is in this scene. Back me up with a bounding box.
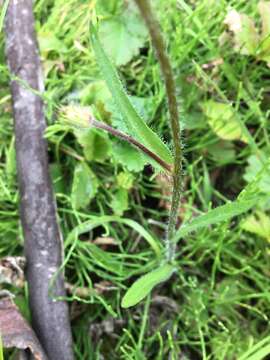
[174,199,255,242]
[75,128,112,162]
[0,0,9,33]
[90,23,173,166]
[71,162,98,209]
[202,100,248,142]
[241,211,270,242]
[223,2,270,66]
[38,30,68,56]
[244,152,270,194]
[121,264,175,308]
[111,141,146,172]
[98,2,147,66]
[239,335,270,360]
[110,188,129,216]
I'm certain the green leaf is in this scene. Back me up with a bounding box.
[121,264,175,308]
[174,200,255,242]
[96,0,121,16]
[241,211,270,242]
[224,10,258,55]
[111,188,129,216]
[244,153,270,194]
[71,162,98,209]
[38,30,68,56]
[117,172,134,190]
[108,96,155,133]
[6,137,16,178]
[75,128,112,162]
[98,4,147,66]
[202,100,248,142]
[258,2,270,54]
[90,24,173,166]
[0,0,9,33]
[207,141,236,165]
[79,80,111,106]
[112,141,147,172]
[50,163,65,194]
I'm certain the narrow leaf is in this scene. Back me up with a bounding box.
[121,264,175,308]
[239,335,270,360]
[90,24,173,166]
[0,0,9,33]
[174,200,255,242]
[66,216,162,256]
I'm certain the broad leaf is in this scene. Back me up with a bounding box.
[224,10,258,55]
[207,141,236,165]
[202,100,248,142]
[98,3,147,66]
[75,128,112,162]
[38,30,68,56]
[90,24,173,166]
[112,141,146,172]
[121,264,175,308]
[241,211,270,242]
[71,162,98,209]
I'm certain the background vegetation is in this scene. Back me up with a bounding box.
[1,0,270,358]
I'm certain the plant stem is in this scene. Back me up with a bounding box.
[134,0,182,261]
[90,117,172,173]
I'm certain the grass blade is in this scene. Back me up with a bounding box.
[0,0,9,33]
[90,23,173,166]
[66,215,162,257]
[239,335,270,360]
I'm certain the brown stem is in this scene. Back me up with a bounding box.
[90,117,172,173]
[4,1,74,359]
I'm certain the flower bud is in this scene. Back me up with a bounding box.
[59,105,92,128]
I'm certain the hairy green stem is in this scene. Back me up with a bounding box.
[134,0,182,261]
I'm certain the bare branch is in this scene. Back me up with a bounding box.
[4,1,74,359]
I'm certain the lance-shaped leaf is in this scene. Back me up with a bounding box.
[173,199,255,242]
[121,264,175,308]
[90,24,173,166]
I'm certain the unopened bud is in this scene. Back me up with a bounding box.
[59,105,92,128]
